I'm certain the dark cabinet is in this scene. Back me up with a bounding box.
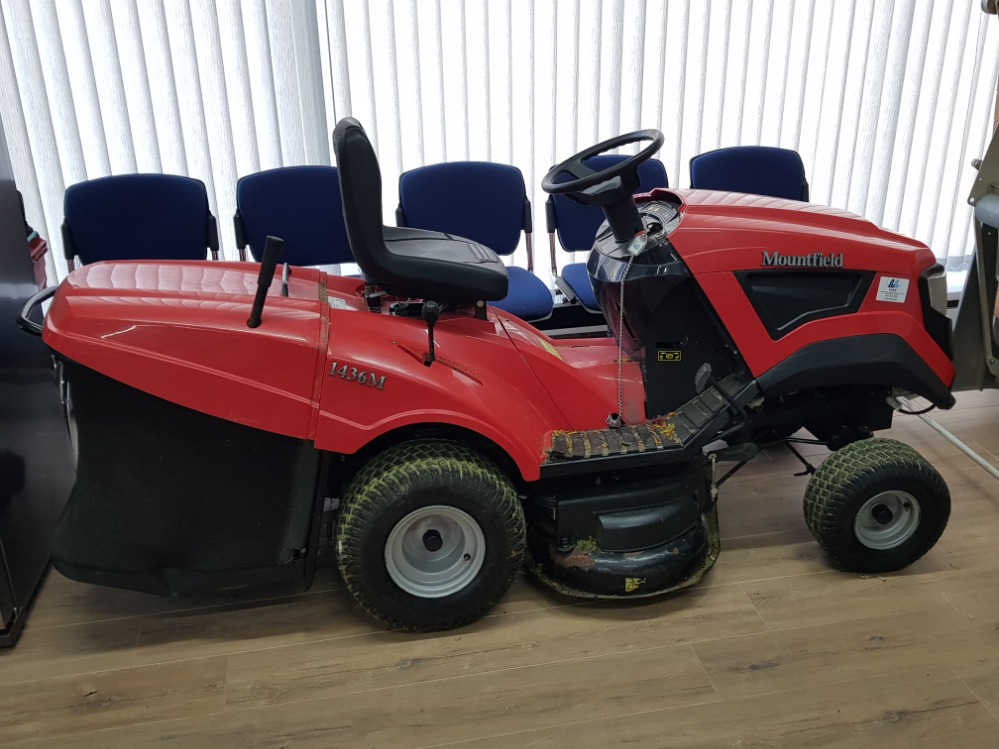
[0,179,74,646]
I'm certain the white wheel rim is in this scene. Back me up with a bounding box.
[854,491,921,550]
[385,505,486,598]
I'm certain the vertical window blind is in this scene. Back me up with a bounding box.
[1,0,996,287]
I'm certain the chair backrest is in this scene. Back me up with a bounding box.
[62,174,218,266]
[234,165,352,265]
[397,162,530,257]
[689,146,809,201]
[547,156,668,252]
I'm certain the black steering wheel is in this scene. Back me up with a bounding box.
[542,129,665,241]
[542,129,665,204]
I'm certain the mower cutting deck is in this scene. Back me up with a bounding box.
[20,118,989,632]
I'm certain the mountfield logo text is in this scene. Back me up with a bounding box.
[762,251,844,268]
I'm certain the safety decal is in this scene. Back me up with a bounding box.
[538,338,563,360]
[876,276,909,303]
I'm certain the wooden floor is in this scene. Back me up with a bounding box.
[3,390,999,748]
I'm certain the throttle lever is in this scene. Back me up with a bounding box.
[422,300,441,366]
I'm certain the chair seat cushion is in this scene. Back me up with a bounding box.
[493,266,554,321]
[560,262,600,312]
[381,226,509,302]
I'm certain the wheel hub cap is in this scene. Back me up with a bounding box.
[854,491,921,550]
[871,504,894,525]
[422,529,444,552]
[385,505,485,598]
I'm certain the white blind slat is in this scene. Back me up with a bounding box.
[881,0,935,233]
[866,0,915,226]
[80,1,133,174]
[240,0,281,170]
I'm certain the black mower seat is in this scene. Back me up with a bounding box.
[332,118,509,304]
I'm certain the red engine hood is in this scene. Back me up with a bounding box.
[44,261,328,438]
[644,188,937,277]
[637,188,952,385]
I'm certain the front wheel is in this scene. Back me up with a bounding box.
[336,439,526,631]
[803,438,950,573]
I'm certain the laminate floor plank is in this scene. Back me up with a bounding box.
[0,616,141,684]
[0,656,226,744]
[5,728,122,749]
[222,583,764,710]
[410,667,998,749]
[700,528,834,587]
[950,658,999,722]
[692,602,995,700]
[116,645,718,748]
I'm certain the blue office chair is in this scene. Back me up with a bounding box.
[62,174,219,270]
[689,146,809,201]
[396,161,552,321]
[234,165,353,266]
[545,156,668,312]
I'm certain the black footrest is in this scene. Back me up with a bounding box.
[548,420,682,461]
[542,374,758,475]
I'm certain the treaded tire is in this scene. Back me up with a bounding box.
[803,438,950,573]
[336,439,526,631]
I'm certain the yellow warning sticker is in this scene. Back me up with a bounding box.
[658,350,682,362]
[539,338,563,360]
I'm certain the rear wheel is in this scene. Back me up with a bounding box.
[803,438,950,573]
[336,439,526,631]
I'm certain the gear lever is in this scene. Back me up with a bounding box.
[422,300,440,366]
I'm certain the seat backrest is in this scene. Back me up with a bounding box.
[331,118,392,281]
[234,166,352,265]
[63,174,218,265]
[333,118,509,303]
[689,146,809,201]
[547,156,668,252]
[397,162,530,256]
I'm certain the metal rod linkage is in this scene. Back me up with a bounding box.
[896,396,999,481]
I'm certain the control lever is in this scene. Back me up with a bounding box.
[422,300,440,366]
[696,363,747,422]
[247,235,283,329]
[694,363,713,394]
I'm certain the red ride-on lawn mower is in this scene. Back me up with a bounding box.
[18,118,976,632]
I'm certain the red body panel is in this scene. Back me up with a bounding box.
[44,266,634,483]
[44,262,326,438]
[42,188,956,484]
[313,278,638,481]
[315,298,561,479]
[644,188,955,388]
[500,319,645,427]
